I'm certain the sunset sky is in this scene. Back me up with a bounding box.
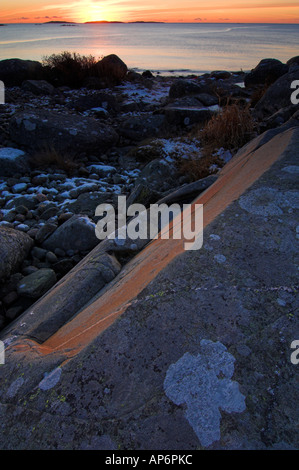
[1,0,299,24]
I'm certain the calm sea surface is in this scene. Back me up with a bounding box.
[0,23,298,75]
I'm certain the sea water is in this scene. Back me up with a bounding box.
[0,22,298,75]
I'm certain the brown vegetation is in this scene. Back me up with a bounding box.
[199,102,255,154]
[177,102,256,182]
[177,152,222,182]
[29,146,79,173]
[42,51,99,87]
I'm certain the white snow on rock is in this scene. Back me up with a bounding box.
[0,148,26,160]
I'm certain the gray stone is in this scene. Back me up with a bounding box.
[31,246,47,260]
[21,80,56,96]
[136,159,177,193]
[254,69,299,118]
[0,58,43,86]
[119,114,165,141]
[0,126,298,450]
[0,148,29,177]
[96,54,127,84]
[42,214,99,252]
[9,110,118,155]
[5,251,121,341]
[0,227,33,280]
[169,79,212,99]
[71,92,118,112]
[5,195,37,211]
[244,58,288,88]
[164,106,213,127]
[17,268,57,299]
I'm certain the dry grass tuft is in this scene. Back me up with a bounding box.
[177,102,255,182]
[29,146,79,173]
[199,102,255,155]
[176,153,222,182]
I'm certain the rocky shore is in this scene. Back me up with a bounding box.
[0,54,298,332]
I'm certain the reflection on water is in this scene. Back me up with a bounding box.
[0,23,298,74]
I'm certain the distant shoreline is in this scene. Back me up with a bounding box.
[1,21,299,25]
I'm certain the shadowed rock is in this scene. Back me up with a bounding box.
[9,109,118,154]
[17,268,57,299]
[0,58,43,86]
[0,148,30,177]
[42,215,99,253]
[0,227,33,280]
[0,126,298,450]
[244,58,288,88]
[96,54,128,85]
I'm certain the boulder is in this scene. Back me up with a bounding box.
[254,69,299,119]
[16,268,57,299]
[96,54,128,84]
[21,80,56,96]
[196,93,219,107]
[169,79,213,99]
[0,227,34,280]
[244,58,288,88]
[4,194,38,211]
[0,147,30,177]
[262,105,298,130]
[119,114,165,141]
[0,58,43,86]
[4,250,121,342]
[62,192,115,217]
[287,56,299,67]
[164,106,214,127]
[9,109,118,154]
[136,159,177,192]
[210,70,231,80]
[71,92,118,112]
[42,214,99,252]
[126,182,161,208]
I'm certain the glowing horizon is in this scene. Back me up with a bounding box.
[1,0,299,24]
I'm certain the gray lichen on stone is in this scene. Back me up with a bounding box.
[163,339,246,447]
[238,187,299,216]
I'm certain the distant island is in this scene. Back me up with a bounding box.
[85,20,124,24]
[43,20,77,24]
[36,20,165,26]
[84,20,165,24]
[39,19,165,25]
[129,21,165,23]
